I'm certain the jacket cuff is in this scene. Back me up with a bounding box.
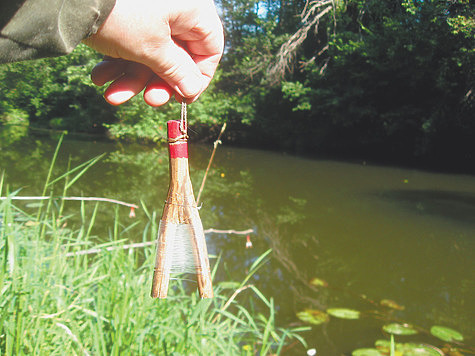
[86,0,116,38]
[0,0,117,63]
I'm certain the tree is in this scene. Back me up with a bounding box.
[240,0,474,167]
[0,45,115,134]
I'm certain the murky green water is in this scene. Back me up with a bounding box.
[1,136,474,354]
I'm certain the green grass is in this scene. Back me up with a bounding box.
[0,179,307,355]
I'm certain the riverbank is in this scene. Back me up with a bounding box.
[0,188,308,354]
[5,124,474,177]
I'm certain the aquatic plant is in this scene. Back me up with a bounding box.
[296,276,473,355]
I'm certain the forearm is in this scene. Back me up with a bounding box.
[0,0,115,63]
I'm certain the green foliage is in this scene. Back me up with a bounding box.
[292,0,474,161]
[0,108,29,145]
[0,180,307,355]
[217,0,474,167]
[0,45,115,134]
[281,81,312,112]
[0,0,473,168]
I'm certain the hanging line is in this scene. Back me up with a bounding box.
[168,102,188,144]
[180,102,187,136]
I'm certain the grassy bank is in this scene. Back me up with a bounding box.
[0,176,307,355]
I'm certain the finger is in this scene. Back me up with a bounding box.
[91,59,128,86]
[173,16,224,58]
[193,52,222,85]
[172,15,224,100]
[103,63,154,105]
[143,76,174,107]
[143,40,206,100]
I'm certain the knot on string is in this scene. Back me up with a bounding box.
[168,134,189,144]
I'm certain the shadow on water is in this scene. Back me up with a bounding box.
[379,189,475,226]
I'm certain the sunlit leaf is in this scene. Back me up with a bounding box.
[218,281,241,289]
[327,308,360,319]
[383,323,418,335]
[430,326,464,343]
[380,299,405,311]
[296,309,329,325]
[403,344,443,356]
[309,277,328,287]
[375,340,443,355]
[352,348,383,356]
[398,343,442,356]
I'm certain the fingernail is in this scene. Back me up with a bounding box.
[106,91,134,104]
[177,74,203,98]
[145,88,171,106]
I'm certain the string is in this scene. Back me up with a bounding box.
[180,102,187,135]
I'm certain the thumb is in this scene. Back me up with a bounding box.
[143,40,205,99]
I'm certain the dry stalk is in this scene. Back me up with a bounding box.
[267,2,333,84]
[196,122,227,205]
[0,196,139,209]
[212,284,253,324]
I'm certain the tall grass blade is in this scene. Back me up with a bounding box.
[240,249,272,287]
[47,154,105,190]
[260,297,275,354]
[390,334,395,356]
[37,132,65,220]
[0,170,4,196]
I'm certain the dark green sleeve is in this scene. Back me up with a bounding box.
[0,0,116,63]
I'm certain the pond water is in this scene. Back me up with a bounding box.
[1,135,474,354]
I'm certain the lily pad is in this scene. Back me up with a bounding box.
[404,344,443,356]
[375,340,442,355]
[296,309,329,325]
[380,299,405,311]
[327,308,360,319]
[430,325,464,342]
[383,323,418,335]
[309,277,328,287]
[352,348,383,356]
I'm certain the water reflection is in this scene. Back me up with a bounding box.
[0,135,474,354]
[380,189,475,226]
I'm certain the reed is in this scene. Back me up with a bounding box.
[0,188,308,355]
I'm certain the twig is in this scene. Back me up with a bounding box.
[65,228,254,257]
[196,122,227,205]
[0,196,139,209]
[65,241,154,257]
[204,228,254,235]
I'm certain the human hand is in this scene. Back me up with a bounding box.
[83,0,224,106]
